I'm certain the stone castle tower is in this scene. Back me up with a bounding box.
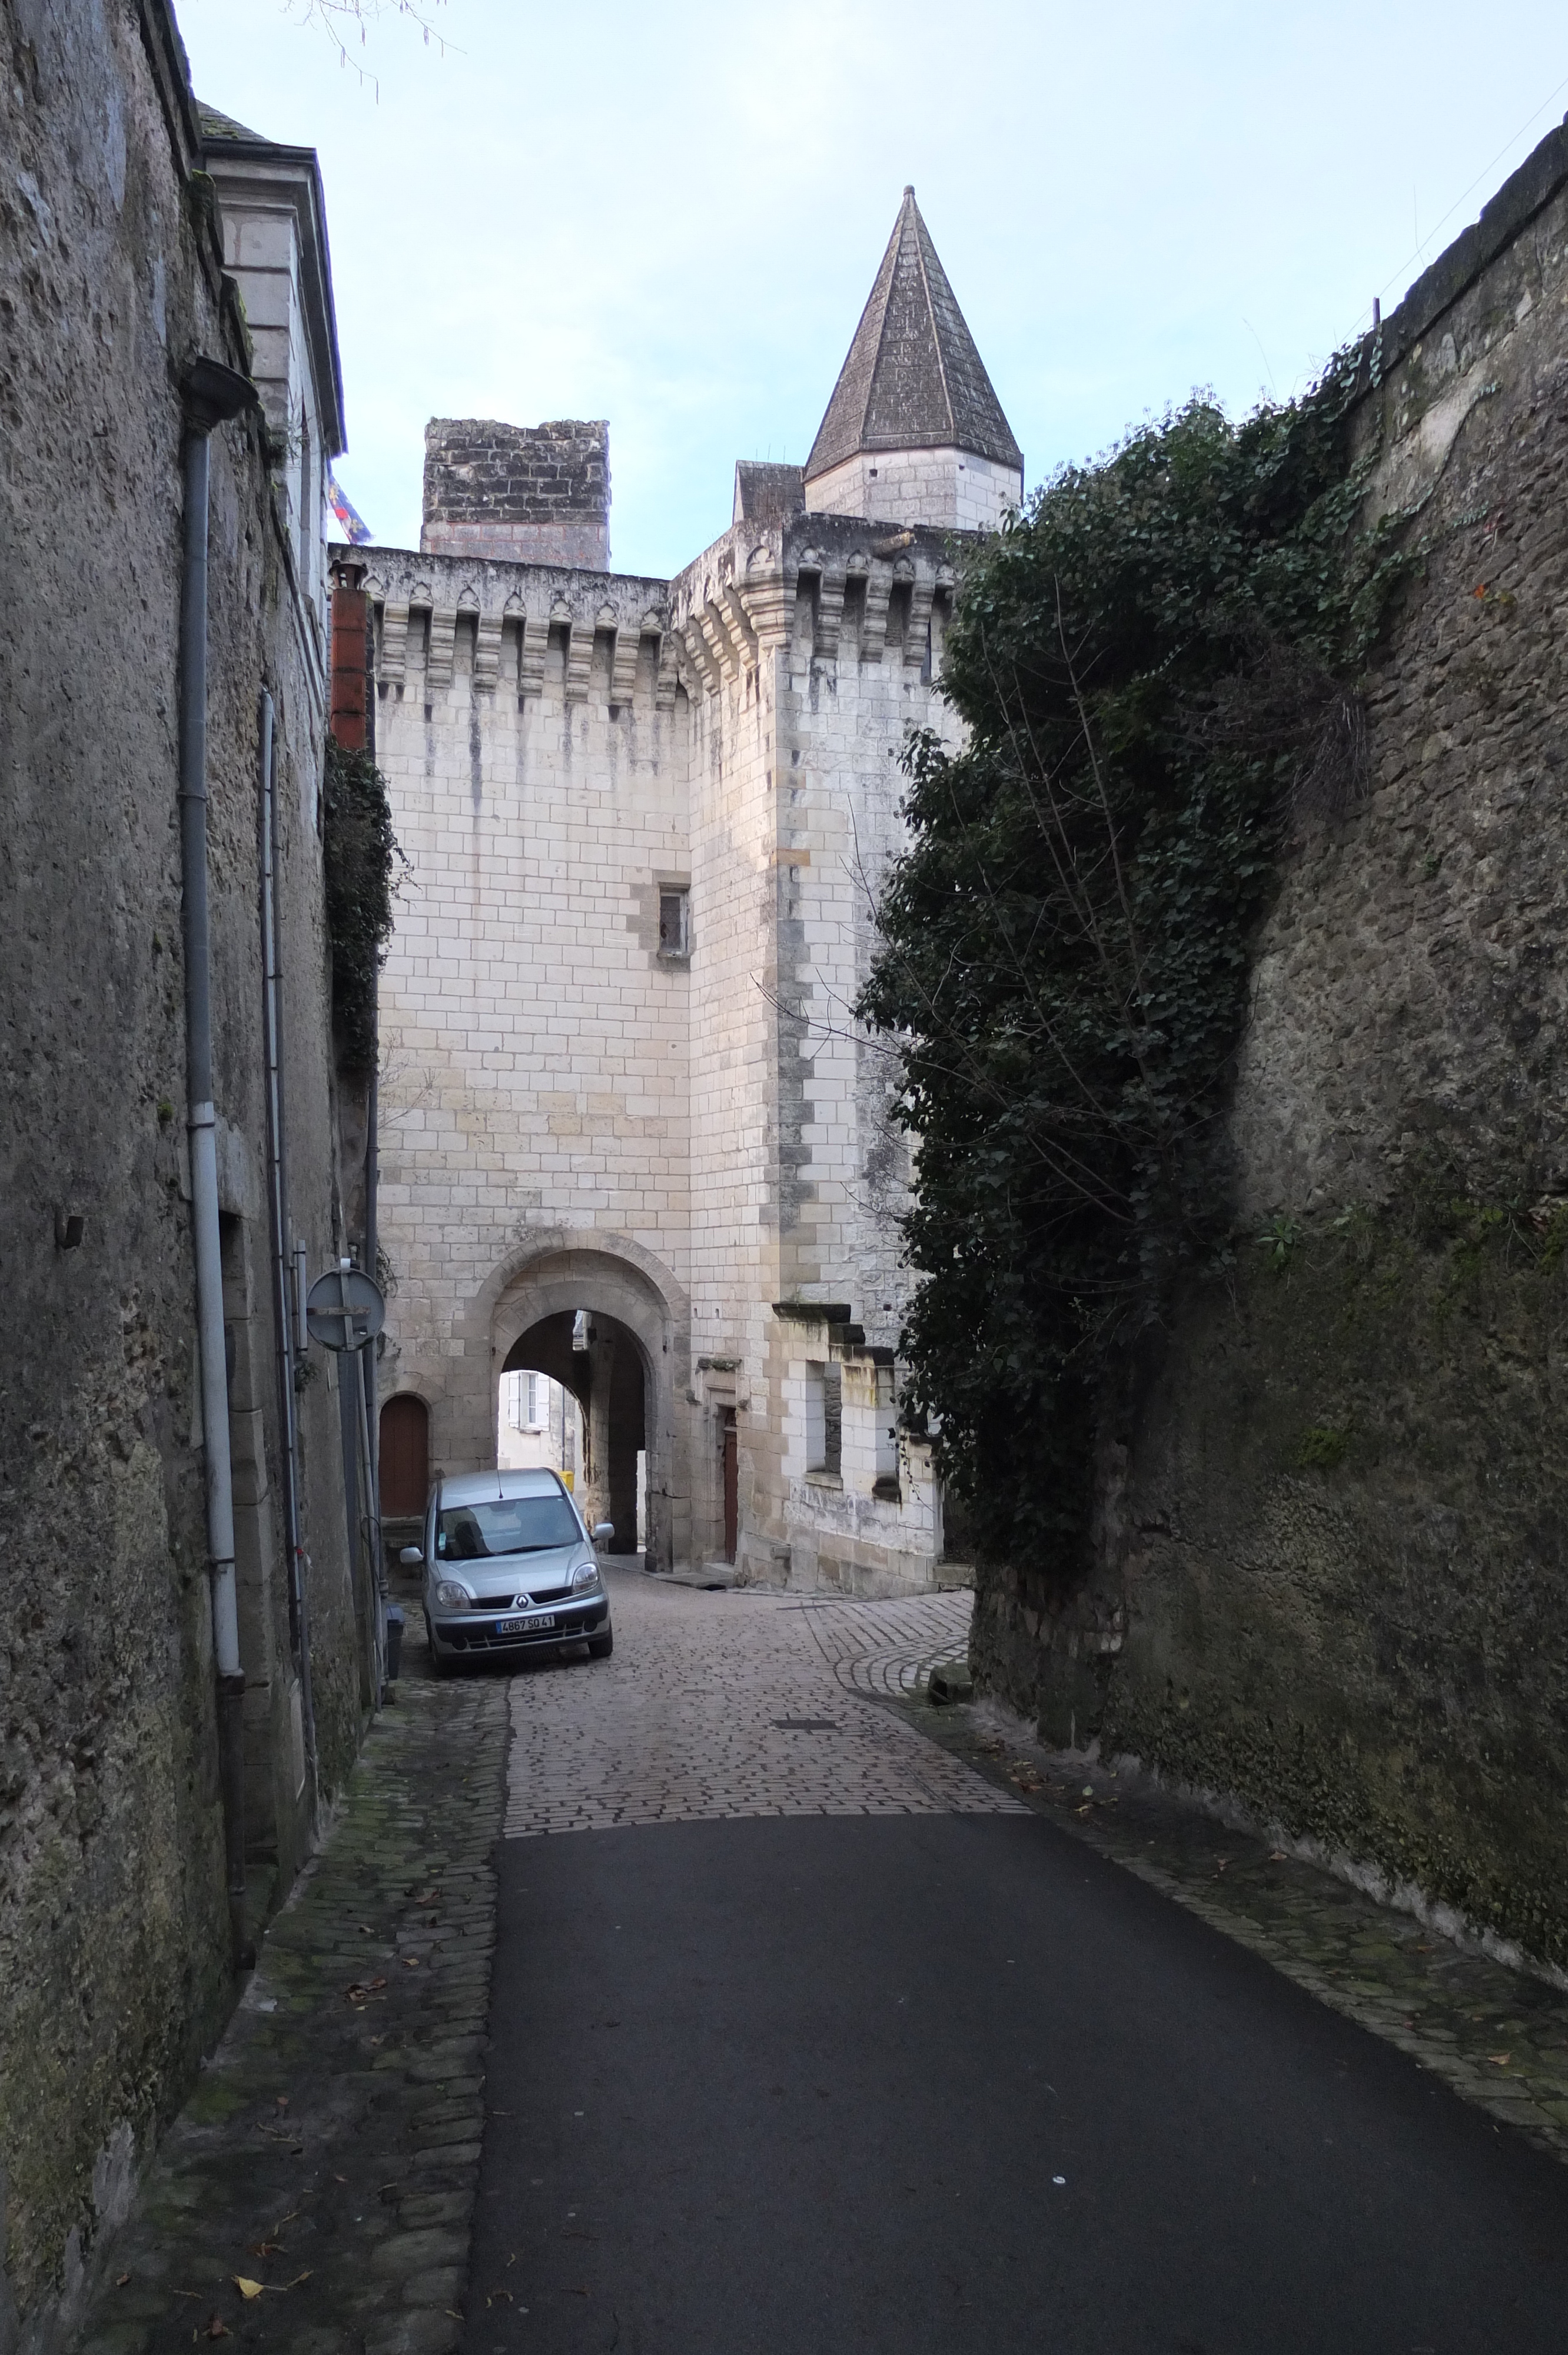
[361,190,1022,1590]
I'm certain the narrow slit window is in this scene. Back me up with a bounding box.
[873,1368,899,1498]
[659,887,690,956]
[806,1362,841,1476]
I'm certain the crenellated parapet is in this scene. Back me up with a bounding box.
[666,513,957,698]
[359,548,674,714]
[353,515,959,718]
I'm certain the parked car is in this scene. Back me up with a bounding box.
[401,1468,614,1672]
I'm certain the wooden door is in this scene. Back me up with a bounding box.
[380,1393,430,1518]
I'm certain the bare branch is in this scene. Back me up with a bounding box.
[282,0,454,94]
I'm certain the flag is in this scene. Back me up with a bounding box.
[327,469,373,545]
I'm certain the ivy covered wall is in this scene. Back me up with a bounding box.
[971,127,1568,1970]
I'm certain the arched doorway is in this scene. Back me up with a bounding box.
[380,1393,430,1520]
[486,1241,687,1574]
[503,1310,645,1554]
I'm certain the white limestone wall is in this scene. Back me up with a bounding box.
[675,613,785,1567]
[366,552,692,1514]
[423,518,611,568]
[772,1330,940,1596]
[672,518,964,1591]
[220,199,329,633]
[777,540,959,1589]
[366,515,969,1593]
[803,446,1021,532]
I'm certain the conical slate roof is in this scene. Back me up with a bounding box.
[197,101,267,141]
[805,188,1022,481]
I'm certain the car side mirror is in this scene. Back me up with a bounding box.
[398,1545,424,1567]
[592,1523,614,1543]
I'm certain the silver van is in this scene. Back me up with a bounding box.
[401,1467,614,1673]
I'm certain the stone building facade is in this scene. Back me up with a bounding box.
[1,8,371,2343]
[972,122,1568,1975]
[364,187,1021,1590]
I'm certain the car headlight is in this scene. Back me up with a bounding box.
[570,1561,600,1592]
[434,1580,471,1610]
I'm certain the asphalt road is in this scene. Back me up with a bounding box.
[463,1586,1568,2354]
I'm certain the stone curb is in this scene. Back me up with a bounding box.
[884,1689,1568,2167]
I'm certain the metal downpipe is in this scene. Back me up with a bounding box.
[364,971,387,1704]
[179,357,258,1965]
[258,691,319,1806]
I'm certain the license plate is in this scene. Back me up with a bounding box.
[497,1613,554,1636]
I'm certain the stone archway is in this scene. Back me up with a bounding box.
[483,1239,690,1574]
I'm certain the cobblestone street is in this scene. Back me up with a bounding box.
[72,1566,1568,2355]
[503,1574,1018,1835]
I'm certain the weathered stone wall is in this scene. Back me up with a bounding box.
[974,125,1568,1972]
[421,417,610,566]
[0,5,361,2341]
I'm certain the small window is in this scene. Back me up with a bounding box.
[873,1368,899,1497]
[659,887,689,957]
[503,1369,548,1430]
[806,1362,841,1477]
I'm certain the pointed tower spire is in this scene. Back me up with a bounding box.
[804,187,1022,530]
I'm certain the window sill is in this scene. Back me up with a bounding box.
[656,948,691,967]
[803,1470,843,1491]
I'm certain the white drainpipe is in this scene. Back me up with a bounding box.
[178,357,259,1961]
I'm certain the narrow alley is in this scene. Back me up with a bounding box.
[77,1570,1568,2355]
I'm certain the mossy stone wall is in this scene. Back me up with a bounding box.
[974,131,1568,1972]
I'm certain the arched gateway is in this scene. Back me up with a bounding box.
[486,1239,689,1575]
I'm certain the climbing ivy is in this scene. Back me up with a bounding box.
[859,358,1413,1572]
[323,735,402,1074]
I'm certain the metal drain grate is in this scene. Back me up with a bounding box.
[772,1717,839,1732]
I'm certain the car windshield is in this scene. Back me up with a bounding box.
[436,1492,580,1560]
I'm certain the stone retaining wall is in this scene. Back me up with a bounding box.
[974,120,1568,1974]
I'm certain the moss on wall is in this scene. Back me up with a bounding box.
[973,129,1568,1975]
[976,1200,1568,1963]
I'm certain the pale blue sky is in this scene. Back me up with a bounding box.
[176,0,1568,580]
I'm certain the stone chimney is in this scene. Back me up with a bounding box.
[421,417,610,568]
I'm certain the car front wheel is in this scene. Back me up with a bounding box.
[587,1629,613,1660]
